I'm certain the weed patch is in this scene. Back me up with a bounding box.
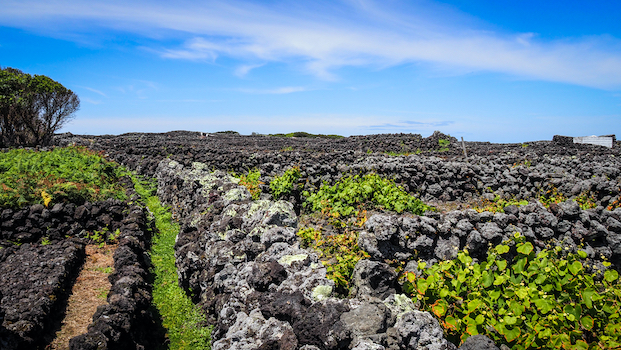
[474,195,529,213]
[233,169,263,200]
[298,226,369,295]
[0,146,127,208]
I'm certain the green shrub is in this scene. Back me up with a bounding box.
[304,173,430,217]
[270,166,301,200]
[474,195,529,213]
[234,169,263,200]
[403,233,621,349]
[439,139,450,152]
[0,146,127,208]
[298,227,369,295]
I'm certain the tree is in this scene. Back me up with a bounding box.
[0,67,79,147]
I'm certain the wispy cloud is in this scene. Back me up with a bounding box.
[2,0,621,88]
[80,86,107,97]
[234,63,264,77]
[237,86,308,94]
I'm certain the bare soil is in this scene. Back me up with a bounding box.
[46,244,116,350]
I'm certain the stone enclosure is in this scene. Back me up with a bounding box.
[0,131,620,349]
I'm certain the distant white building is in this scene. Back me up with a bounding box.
[573,135,615,148]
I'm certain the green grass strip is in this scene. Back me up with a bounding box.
[132,176,211,350]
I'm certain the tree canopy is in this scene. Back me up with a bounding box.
[0,67,79,147]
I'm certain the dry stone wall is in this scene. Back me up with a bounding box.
[155,159,459,350]
[0,183,162,350]
[0,131,611,349]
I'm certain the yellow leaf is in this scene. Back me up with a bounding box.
[41,190,52,207]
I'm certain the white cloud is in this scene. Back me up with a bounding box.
[237,86,308,94]
[234,63,264,77]
[80,86,107,97]
[2,0,621,88]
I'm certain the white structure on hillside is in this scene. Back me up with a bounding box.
[573,135,615,148]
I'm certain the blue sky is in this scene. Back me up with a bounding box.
[1,0,620,142]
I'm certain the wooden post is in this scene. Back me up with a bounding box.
[461,137,467,158]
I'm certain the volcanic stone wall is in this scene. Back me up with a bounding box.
[156,159,459,350]
[0,186,161,349]
[0,199,128,349]
[361,201,621,274]
[69,200,164,350]
[56,132,621,209]
[43,131,621,349]
[0,239,85,350]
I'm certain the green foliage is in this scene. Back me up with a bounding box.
[234,169,263,200]
[538,186,567,208]
[403,233,621,349]
[94,266,113,274]
[384,149,422,156]
[86,227,120,248]
[133,175,212,350]
[96,287,109,300]
[304,173,431,217]
[438,139,450,152]
[576,192,598,210]
[0,146,127,208]
[41,236,50,245]
[513,159,532,168]
[474,195,529,213]
[297,227,369,295]
[539,186,598,211]
[270,166,301,200]
[0,67,79,146]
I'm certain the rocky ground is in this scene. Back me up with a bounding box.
[1,131,620,349]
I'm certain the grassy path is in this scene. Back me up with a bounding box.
[133,177,211,350]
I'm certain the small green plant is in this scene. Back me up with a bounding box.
[86,228,108,247]
[297,227,369,295]
[439,139,450,152]
[539,186,567,208]
[41,236,50,245]
[384,149,422,156]
[235,169,263,200]
[474,195,529,213]
[95,287,109,300]
[513,159,532,168]
[576,192,598,210]
[403,233,621,349]
[304,173,431,217]
[270,166,302,200]
[281,146,294,152]
[94,266,113,274]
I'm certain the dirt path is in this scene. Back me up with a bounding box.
[46,244,116,350]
